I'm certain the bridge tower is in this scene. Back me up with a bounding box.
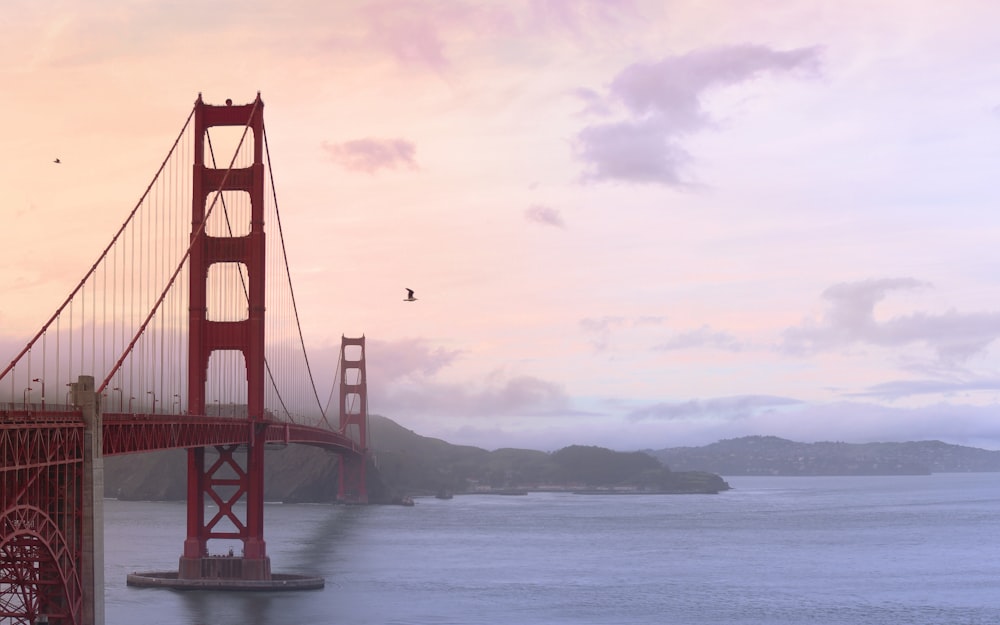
[179,94,271,581]
[338,336,369,504]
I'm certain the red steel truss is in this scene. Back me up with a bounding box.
[1,412,84,625]
[2,407,363,623]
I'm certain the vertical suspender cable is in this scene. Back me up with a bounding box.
[263,126,331,426]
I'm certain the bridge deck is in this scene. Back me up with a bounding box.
[1,408,362,459]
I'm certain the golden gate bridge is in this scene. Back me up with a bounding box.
[1,94,371,625]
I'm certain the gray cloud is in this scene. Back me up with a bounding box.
[362,337,572,419]
[576,117,692,186]
[322,138,418,173]
[741,401,1000,450]
[580,316,627,333]
[525,204,566,228]
[575,44,821,186]
[365,338,462,382]
[580,315,666,351]
[783,278,1000,362]
[341,338,1000,451]
[654,325,743,352]
[850,377,1000,400]
[391,396,1000,452]
[627,395,803,422]
[580,315,624,351]
[375,374,571,418]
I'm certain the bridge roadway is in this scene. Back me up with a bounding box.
[2,405,363,457]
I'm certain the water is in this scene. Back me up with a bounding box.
[105,474,1000,624]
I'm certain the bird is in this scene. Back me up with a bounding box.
[404,288,417,302]
[53,158,61,164]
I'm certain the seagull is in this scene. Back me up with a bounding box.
[404,288,417,302]
[53,158,61,164]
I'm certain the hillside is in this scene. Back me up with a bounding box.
[104,415,729,502]
[649,436,1000,476]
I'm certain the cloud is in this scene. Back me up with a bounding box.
[579,315,666,351]
[363,337,572,419]
[782,278,1000,362]
[524,204,565,228]
[360,1,640,72]
[627,395,803,422]
[580,315,627,351]
[527,0,639,37]
[742,401,1000,450]
[402,395,1000,452]
[349,338,1000,452]
[575,44,821,186]
[576,117,693,186]
[654,325,743,352]
[366,338,462,382]
[617,400,1000,451]
[850,377,1000,401]
[363,2,452,71]
[361,1,517,72]
[580,316,626,333]
[322,138,418,173]
[376,373,571,418]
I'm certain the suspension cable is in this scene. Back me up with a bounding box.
[263,124,332,428]
[1,105,197,382]
[99,102,259,394]
[323,349,343,418]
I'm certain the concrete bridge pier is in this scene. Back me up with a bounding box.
[74,376,105,625]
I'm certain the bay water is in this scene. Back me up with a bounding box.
[105,473,1000,624]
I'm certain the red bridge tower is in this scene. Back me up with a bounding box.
[179,94,271,581]
[338,336,369,504]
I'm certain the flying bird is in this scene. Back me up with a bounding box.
[404,288,417,302]
[53,158,61,164]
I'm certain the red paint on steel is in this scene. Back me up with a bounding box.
[100,413,361,456]
[1,411,84,625]
[337,337,370,504]
[184,94,270,578]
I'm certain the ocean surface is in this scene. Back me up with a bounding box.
[105,473,1000,625]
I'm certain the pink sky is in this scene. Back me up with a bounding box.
[4,0,1000,450]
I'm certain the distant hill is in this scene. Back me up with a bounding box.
[649,436,1000,476]
[326,416,729,497]
[104,414,729,502]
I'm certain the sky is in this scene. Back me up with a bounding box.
[4,0,1000,451]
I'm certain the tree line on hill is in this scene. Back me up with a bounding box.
[104,415,729,503]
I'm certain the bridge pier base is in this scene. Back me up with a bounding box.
[178,555,271,581]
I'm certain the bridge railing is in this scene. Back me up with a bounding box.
[0,403,79,416]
